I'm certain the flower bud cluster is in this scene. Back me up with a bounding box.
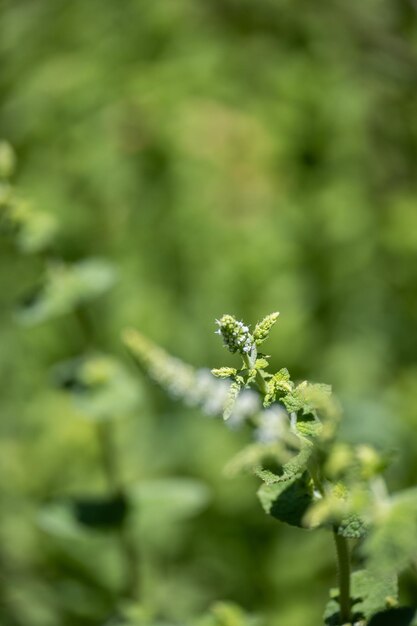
[215,314,254,355]
[253,312,280,345]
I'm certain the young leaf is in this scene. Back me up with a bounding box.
[263,369,292,407]
[211,367,237,379]
[224,381,242,421]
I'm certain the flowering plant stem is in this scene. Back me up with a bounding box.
[333,526,351,624]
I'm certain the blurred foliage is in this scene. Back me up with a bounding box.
[1,0,417,625]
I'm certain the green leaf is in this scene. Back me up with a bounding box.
[38,495,129,535]
[129,478,211,523]
[0,140,16,178]
[16,209,58,253]
[283,381,332,416]
[54,353,140,420]
[324,569,398,625]
[255,357,269,370]
[255,438,312,485]
[211,367,237,379]
[363,487,417,573]
[295,419,323,438]
[257,472,313,527]
[38,502,87,540]
[17,258,117,325]
[263,369,292,407]
[224,380,242,420]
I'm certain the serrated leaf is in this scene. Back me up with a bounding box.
[283,381,332,415]
[257,472,313,527]
[295,419,323,438]
[263,369,292,407]
[224,381,242,420]
[255,357,269,370]
[211,367,237,379]
[255,438,312,485]
[225,442,290,478]
[324,569,398,625]
[353,570,398,620]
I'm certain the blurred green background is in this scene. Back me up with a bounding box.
[1,1,417,624]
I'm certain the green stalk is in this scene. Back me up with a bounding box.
[97,418,140,599]
[96,419,121,493]
[332,526,351,624]
[243,352,268,396]
[75,305,140,599]
[255,369,268,395]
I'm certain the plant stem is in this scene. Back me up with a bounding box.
[74,305,95,348]
[255,369,268,395]
[97,419,140,600]
[332,526,351,624]
[96,419,121,493]
[243,353,268,396]
[74,306,140,600]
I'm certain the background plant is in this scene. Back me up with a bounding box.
[1,1,417,625]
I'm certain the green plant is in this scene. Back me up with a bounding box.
[3,137,417,625]
[125,312,417,626]
[0,142,214,625]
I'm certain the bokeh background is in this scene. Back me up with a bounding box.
[1,1,417,625]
